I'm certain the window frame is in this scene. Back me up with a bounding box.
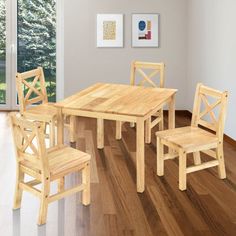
[0,0,64,110]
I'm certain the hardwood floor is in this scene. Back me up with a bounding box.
[0,112,236,236]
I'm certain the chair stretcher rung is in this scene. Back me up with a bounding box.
[20,182,41,198]
[186,160,219,174]
[25,179,41,187]
[164,153,178,160]
[151,117,162,128]
[201,149,217,159]
[48,183,85,203]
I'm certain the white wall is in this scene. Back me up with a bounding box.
[64,0,188,109]
[63,0,236,139]
[187,0,236,139]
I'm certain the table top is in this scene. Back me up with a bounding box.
[55,83,177,117]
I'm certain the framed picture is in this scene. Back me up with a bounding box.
[97,14,124,47]
[132,14,159,47]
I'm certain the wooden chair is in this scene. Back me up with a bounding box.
[116,61,165,143]
[16,67,76,146]
[156,83,228,190]
[10,112,90,225]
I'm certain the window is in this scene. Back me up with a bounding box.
[17,0,57,102]
[0,0,6,104]
[0,0,60,109]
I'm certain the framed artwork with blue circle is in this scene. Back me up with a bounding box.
[132,14,160,47]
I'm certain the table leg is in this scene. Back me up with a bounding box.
[97,118,104,149]
[145,117,151,144]
[49,119,55,147]
[57,108,64,145]
[116,121,122,140]
[136,118,145,193]
[168,94,176,130]
[69,116,77,143]
[168,95,176,153]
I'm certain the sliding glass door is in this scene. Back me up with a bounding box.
[0,0,58,110]
[0,0,6,106]
[17,0,57,103]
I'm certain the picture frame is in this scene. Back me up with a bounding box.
[96,14,124,48]
[132,14,160,48]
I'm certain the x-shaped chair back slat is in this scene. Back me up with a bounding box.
[191,83,228,140]
[16,67,48,112]
[10,112,49,172]
[199,94,220,125]
[130,61,165,88]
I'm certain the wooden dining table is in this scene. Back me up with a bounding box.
[55,83,177,193]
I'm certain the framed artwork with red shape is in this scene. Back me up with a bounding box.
[132,14,159,47]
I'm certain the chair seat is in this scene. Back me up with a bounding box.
[21,146,90,179]
[23,103,58,122]
[156,126,218,153]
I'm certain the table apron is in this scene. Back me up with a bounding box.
[61,100,169,123]
[61,108,138,122]
[143,103,166,120]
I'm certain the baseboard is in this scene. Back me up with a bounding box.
[163,110,192,118]
[224,134,236,147]
[176,110,192,118]
[0,110,18,112]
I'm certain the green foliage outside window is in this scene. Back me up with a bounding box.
[17,0,56,102]
[0,0,6,104]
[0,0,56,104]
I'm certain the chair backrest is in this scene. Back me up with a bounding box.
[10,112,49,175]
[130,61,165,88]
[16,67,48,112]
[191,83,228,141]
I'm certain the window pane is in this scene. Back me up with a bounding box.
[17,0,56,102]
[0,0,6,104]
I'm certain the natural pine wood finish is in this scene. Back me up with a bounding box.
[130,61,165,88]
[97,118,104,149]
[1,111,236,235]
[132,61,165,143]
[156,84,228,190]
[55,83,177,192]
[16,67,76,145]
[117,61,165,143]
[9,112,91,225]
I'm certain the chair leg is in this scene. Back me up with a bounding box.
[69,116,77,143]
[38,179,50,225]
[82,163,90,206]
[49,120,55,147]
[145,117,152,144]
[216,145,226,179]
[58,177,65,192]
[159,110,164,131]
[157,137,164,176]
[43,123,47,138]
[13,166,24,209]
[179,150,187,191]
[193,151,201,165]
[116,121,122,140]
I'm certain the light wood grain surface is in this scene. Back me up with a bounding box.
[156,84,228,191]
[128,61,165,144]
[55,83,176,117]
[9,113,91,225]
[1,112,236,235]
[56,83,177,193]
[16,67,77,144]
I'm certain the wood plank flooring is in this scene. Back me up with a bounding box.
[0,112,236,236]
